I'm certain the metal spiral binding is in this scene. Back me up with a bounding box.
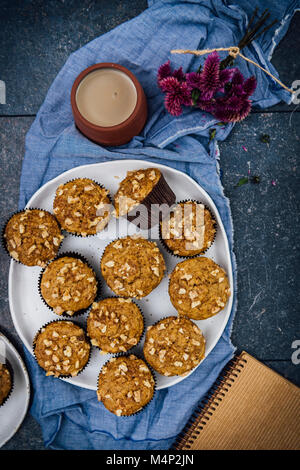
[172,352,248,450]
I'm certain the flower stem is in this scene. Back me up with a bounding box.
[220,9,277,70]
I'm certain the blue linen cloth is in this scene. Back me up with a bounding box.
[18,0,297,450]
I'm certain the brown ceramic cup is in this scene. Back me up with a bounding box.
[71,63,148,146]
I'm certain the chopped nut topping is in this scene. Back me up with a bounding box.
[174,361,183,367]
[64,346,72,357]
[105,260,115,267]
[210,269,219,276]
[181,273,193,281]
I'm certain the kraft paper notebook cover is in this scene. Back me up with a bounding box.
[174,351,300,450]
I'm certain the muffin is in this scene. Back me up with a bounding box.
[97,355,155,416]
[143,316,205,376]
[53,178,111,236]
[87,297,144,353]
[160,200,216,257]
[40,255,98,316]
[3,209,63,266]
[169,257,231,320]
[114,168,176,228]
[101,235,165,298]
[33,320,90,377]
[0,363,13,406]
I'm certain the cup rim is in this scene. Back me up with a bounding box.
[71,62,143,132]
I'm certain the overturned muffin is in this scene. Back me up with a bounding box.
[40,255,98,316]
[33,320,90,377]
[53,178,111,236]
[143,316,205,376]
[114,168,161,217]
[101,235,165,298]
[97,355,155,416]
[160,201,216,257]
[87,297,144,353]
[3,209,63,267]
[114,168,176,228]
[169,257,231,320]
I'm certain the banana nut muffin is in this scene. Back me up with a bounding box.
[33,321,90,377]
[3,209,63,267]
[53,178,111,236]
[160,201,216,257]
[0,363,13,406]
[101,235,165,298]
[87,297,144,353]
[143,316,205,376]
[40,255,98,316]
[169,257,231,320]
[114,168,161,217]
[97,355,155,416]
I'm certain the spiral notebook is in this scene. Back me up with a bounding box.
[174,351,300,450]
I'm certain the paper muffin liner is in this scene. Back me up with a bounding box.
[0,359,14,407]
[159,200,217,259]
[87,296,145,355]
[126,172,176,229]
[53,178,112,238]
[96,352,157,417]
[144,315,206,377]
[38,251,101,318]
[32,319,91,379]
[1,208,63,267]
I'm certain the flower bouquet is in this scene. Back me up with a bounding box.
[157,53,256,122]
[157,8,293,123]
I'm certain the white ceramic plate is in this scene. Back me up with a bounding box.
[0,332,30,448]
[9,160,233,391]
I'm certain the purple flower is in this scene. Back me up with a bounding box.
[157,60,172,83]
[243,76,257,97]
[159,76,191,116]
[219,68,236,87]
[197,98,216,114]
[231,70,244,86]
[172,66,185,82]
[231,83,245,96]
[214,96,252,122]
[199,51,220,99]
[157,52,256,122]
[186,72,202,90]
[157,61,186,90]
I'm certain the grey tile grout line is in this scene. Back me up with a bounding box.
[252,109,299,114]
[0,114,37,118]
[0,109,299,118]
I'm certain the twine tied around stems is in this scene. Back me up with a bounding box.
[170,47,294,94]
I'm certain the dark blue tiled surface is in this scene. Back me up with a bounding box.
[219,112,300,360]
[0,1,299,115]
[0,1,299,450]
[0,0,148,115]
